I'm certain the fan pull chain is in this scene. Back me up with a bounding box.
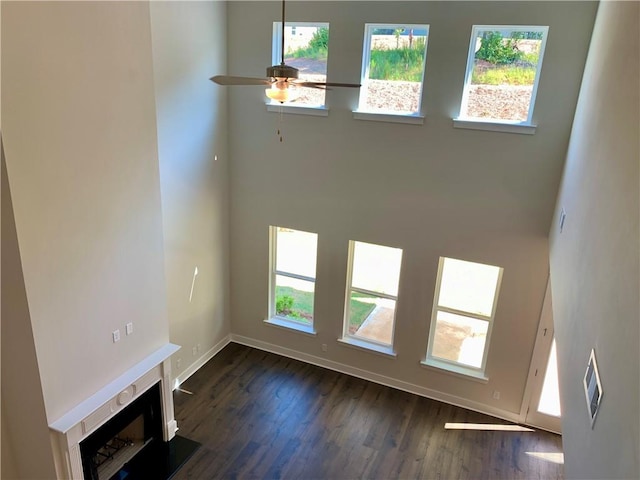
[277,106,284,142]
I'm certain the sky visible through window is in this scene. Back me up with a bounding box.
[351,241,402,296]
[439,258,501,317]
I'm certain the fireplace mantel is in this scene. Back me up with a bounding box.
[49,343,180,479]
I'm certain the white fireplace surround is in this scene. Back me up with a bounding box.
[49,343,180,479]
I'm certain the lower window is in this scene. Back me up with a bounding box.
[425,257,503,376]
[342,240,403,350]
[269,226,318,330]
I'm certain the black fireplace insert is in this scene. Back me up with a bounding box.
[79,383,162,480]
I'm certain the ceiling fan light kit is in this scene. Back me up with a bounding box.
[265,82,293,103]
[210,0,360,103]
[265,64,299,104]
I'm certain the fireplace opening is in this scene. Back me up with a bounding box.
[80,383,162,480]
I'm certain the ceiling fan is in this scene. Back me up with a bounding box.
[210,0,360,103]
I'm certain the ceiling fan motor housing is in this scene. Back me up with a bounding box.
[267,64,299,80]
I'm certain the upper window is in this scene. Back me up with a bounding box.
[357,24,429,116]
[458,25,549,125]
[272,22,330,108]
[425,257,503,378]
[341,240,403,353]
[268,226,318,331]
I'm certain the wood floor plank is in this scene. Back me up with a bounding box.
[172,344,563,479]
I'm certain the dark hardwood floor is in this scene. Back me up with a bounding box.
[172,343,563,479]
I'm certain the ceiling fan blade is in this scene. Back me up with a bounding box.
[325,82,361,88]
[210,75,272,86]
[292,82,327,90]
[295,81,361,89]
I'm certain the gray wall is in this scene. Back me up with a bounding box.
[150,1,230,382]
[1,398,19,480]
[0,6,7,476]
[227,1,597,417]
[549,2,639,479]
[1,147,55,479]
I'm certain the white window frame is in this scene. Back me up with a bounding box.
[266,226,317,335]
[423,257,503,380]
[267,21,331,116]
[339,240,401,356]
[454,25,549,134]
[354,23,429,124]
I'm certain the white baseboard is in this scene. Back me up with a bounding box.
[174,334,231,388]
[230,334,522,425]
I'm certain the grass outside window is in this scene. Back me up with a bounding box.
[459,26,549,124]
[358,24,429,115]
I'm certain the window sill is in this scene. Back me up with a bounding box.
[353,110,424,125]
[264,317,316,336]
[420,358,489,384]
[266,103,329,117]
[337,336,397,358]
[452,118,536,135]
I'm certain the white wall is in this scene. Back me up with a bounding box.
[227,1,597,416]
[2,1,169,423]
[549,2,639,479]
[150,1,231,380]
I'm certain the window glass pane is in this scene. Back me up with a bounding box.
[351,241,402,296]
[275,227,317,278]
[282,23,329,106]
[438,257,501,317]
[275,274,314,324]
[359,25,428,114]
[432,311,488,368]
[348,291,396,345]
[538,338,562,417]
[462,28,546,122]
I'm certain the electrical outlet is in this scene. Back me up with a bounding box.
[321,344,328,352]
[492,390,501,400]
[176,358,182,369]
[112,330,120,343]
[192,346,197,356]
[197,344,201,353]
[125,322,133,336]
